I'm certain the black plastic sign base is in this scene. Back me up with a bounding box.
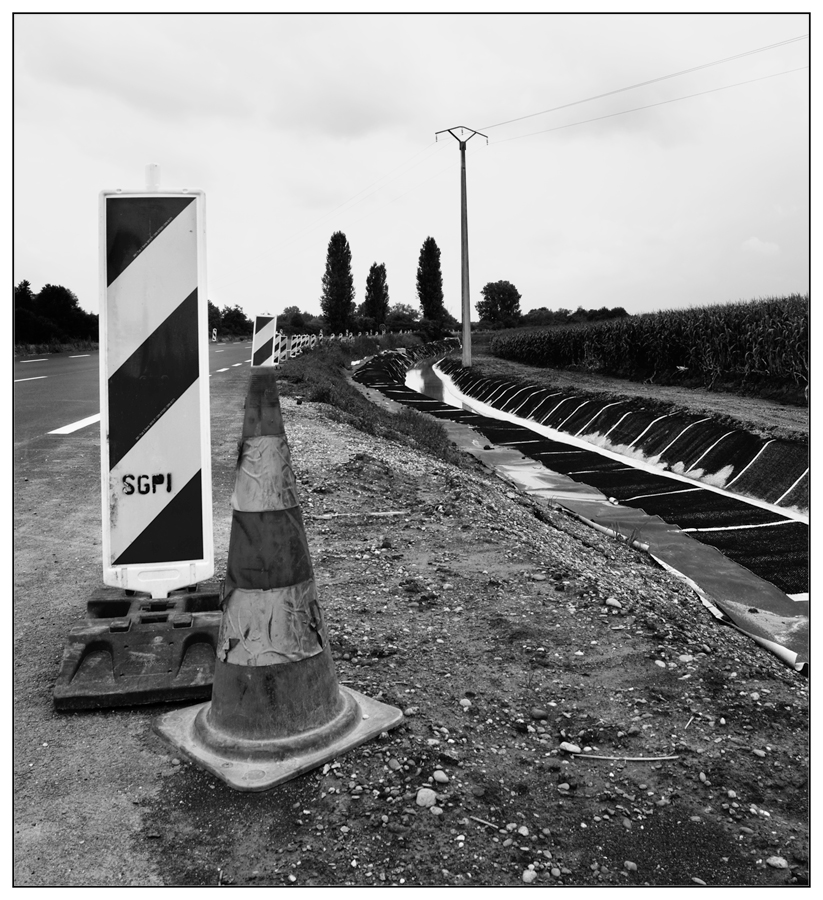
[53,586,222,711]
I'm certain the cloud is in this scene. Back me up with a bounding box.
[741,237,780,257]
[16,14,251,121]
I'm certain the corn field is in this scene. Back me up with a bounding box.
[490,294,809,394]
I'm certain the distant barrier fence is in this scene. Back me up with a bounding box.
[270,330,413,367]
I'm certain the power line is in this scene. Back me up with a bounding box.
[480,33,808,132]
[490,65,808,145]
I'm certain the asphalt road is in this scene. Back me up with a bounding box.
[13,340,254,450]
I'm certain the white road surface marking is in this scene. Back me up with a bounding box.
[48,413,101,434]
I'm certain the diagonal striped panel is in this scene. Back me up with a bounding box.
[101,190,213,598]
[106,196,195,286]
[252,316,276,367]
[108,380,202,562]
[115,471,204,565]
[108,289,199,469]
[106,200,199,374]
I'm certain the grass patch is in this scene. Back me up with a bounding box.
[277,338,464,467]
[15,340,99,356]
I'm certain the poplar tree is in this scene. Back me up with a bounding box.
[363,262,390,325]
[320,231,355,332]
[416,237,445,321]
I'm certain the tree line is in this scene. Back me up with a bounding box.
[15,232,629,347]
[14,279,256,346]
[14,281,99,345]
[475,281,629,330]
[317,232,458,340]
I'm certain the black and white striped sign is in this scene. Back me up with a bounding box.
[251,315,276,367]
[99,191,213,598]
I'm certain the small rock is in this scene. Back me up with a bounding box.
[459,699,472,710]
[171,758,181,766]
[753,749,766,758]
[624,861,638,872]
[692,877,707,885]
[558,741,581,754]
[522,869,538,884]
[416,788,437,808]
[654,660,666,668]
[433,770,449,784]
[430,806,443,816]
[766,856,788,869]
[518,825,529,837]
[530,707,549,720]
[388,758,402,771]
[605,597,622,609]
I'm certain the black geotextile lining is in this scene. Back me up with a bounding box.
[779,479,810,512]
[622,490,786,529]
[686,430,764,478]
[355,351,809,606]
[688,523,809,596]
[656,424,738,470]
[632,413,706,455]
[532,451,616,473]
[436,356,808,515]
[572,469,684,498]
[730,440,809,506]
[549,399,604,432]
[540,396,590,428]
[507,389,562,420]
[352,339,460,387]
[580,406,658,442]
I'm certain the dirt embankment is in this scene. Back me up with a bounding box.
[13,363,808,887]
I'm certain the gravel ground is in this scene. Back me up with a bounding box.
[13,360,808,887]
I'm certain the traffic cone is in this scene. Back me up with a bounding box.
[154,370,403,791]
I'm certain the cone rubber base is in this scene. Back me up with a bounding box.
[153,686,403,792]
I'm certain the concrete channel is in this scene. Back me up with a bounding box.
[352,347,808,673]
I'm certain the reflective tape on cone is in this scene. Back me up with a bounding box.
[153,370,403,790]
[231,435,299,511]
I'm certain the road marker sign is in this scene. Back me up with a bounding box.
[99,189,213,599]
[251,315,277,366]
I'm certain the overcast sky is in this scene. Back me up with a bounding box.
[14,10,809,323]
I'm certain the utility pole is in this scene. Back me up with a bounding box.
[435,126,487,367]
